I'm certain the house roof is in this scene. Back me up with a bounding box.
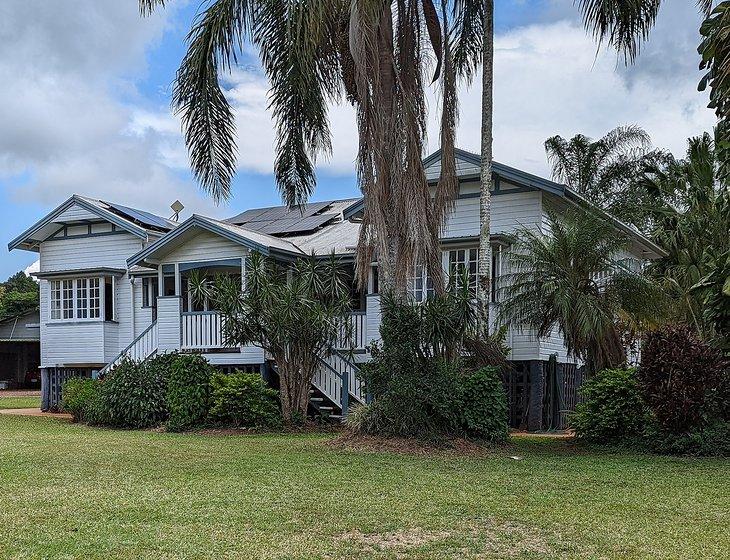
[126,214,305,268]
[421,147,667,259]
[8,194,176,252]
[0,310,40,342]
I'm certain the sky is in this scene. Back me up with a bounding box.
[0,0,717,278]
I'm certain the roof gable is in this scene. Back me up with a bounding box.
[126,215,304,268]
[8,195,151,252]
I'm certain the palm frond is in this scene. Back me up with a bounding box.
[173,0,255,203]
[575,0,662,63]
[139,0,166,16]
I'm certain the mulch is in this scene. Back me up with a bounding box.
[0,390,41,398]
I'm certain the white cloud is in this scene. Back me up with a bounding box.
[0,0,715,220]
[226,1,715,180]
[0,0,224,219]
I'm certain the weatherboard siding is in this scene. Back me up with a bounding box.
[159,231,248,264]
[53,203,99,223]
[442,184,543,240]
[38,230,145,366]
[40,233,143,273]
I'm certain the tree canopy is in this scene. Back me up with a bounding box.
[0,271,39,321]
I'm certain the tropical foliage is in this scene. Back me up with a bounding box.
[215,251,351,423]
[140,0,488,291]
[571,368,646,445]
[638,325,728,435]
[640,131,730,347]
[498,208,664,374]
[208,371,281,428]
[544,126,667,231]
[353,284,507,440]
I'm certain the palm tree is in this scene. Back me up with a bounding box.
[140,0,485,293]
[544,125,666,230]
[477,0,494,337]
[640,130,730,340]
[498,208,663,375]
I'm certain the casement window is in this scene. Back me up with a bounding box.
[49,277,107,321]
[411,265,435,303]
[142,277,159,308]
[448,248,479,293]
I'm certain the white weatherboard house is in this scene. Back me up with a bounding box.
[9,149,665,430]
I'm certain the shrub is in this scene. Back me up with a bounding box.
[460,367,508,443]
[208,371,281,428]
[357,294,509,440]
[61,377,101,423]
[645,418,730,457]
[571,368,646,444]
[91,357,168,429]
[166,354,215,432]
[639,325,728,434]
[358,343,463,438]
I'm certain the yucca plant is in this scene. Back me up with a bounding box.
[214,251,352,423]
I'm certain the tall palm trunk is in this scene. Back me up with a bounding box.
[477,0,494,337]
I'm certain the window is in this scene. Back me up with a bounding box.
[62,280,74,319]
[50,281,62,320]
[411,265,435,303]
[48,277,104,321]
[142,277,159,308]
[448,248,479,294]
[104,277,114,321]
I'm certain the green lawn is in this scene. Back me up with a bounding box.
[0,395,40,409]
[0,415,726,559]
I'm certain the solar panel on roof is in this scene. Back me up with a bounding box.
[105,202,173,230]
[227,200,333,226]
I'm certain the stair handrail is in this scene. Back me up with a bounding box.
[99,321,157,376]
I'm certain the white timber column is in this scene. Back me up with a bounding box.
[174,262,181,296]
[157,265,164,296]
[129,276,135,339]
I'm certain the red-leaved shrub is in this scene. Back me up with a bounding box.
[639,325,728,434]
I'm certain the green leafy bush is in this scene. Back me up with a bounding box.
[645,418,730,457]
[571,368,646,444]
[91,357,168,429]
[639,325,728,434]
[460,367,508,443]
[356,296,507,440]
[166,354,216,432]
[61,377,101,423]
[208,371,281,428]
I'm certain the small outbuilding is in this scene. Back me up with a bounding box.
[0,310,40,389]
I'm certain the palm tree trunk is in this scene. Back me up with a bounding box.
[477,0,494,337]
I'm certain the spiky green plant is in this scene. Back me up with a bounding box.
[498,208,664,374]
[214,251,352,423]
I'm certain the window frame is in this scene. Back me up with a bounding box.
[47,276,110,323]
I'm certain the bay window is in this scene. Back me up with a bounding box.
[49,277,110,321]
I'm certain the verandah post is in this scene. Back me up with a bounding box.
[341,365,349,419]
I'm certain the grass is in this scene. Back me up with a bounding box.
[0,395,40,409]
[0,415,727,560]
